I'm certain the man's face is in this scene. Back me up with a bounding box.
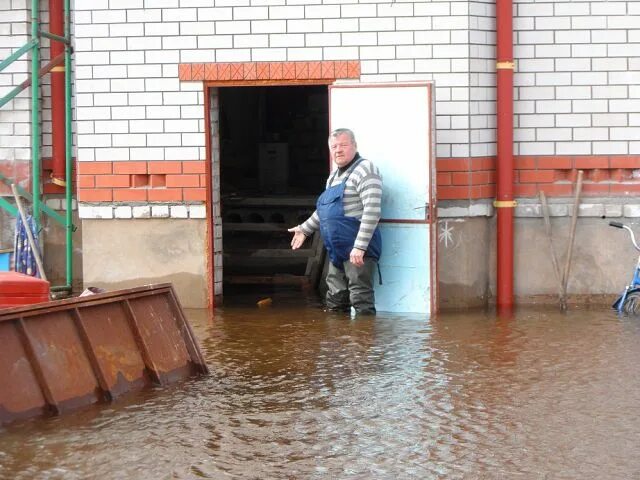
[329,133,357,168]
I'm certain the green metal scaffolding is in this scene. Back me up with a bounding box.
[0,0,74,292]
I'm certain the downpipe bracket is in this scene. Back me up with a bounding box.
[496,61,515,70]
[493,200,517,208]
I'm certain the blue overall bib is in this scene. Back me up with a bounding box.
[317,159,382,269]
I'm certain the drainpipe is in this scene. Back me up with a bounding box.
[49,0,66,187]
[495,0,515,310]
[64,0,73,290]
[31,0,41,226]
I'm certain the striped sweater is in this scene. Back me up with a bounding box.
[299,156,383,251]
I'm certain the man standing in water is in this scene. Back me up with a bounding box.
[288,128,382,314]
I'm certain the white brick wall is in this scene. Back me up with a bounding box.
[0,0,31,172]
[70,1,639,161]
[69,1,494,163]
[2,1,638,175]
[467,0,496,158]
[514,0,640,156]
[210,88,222,296]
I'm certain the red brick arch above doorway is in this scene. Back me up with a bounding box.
[178,61,360,82]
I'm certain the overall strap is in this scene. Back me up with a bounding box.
[328,157,364,186]
[328,168,340,185]
[342,157,363,182]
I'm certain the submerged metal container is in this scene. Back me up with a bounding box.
[0,283,209,425]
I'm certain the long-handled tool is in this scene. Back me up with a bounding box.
[560,170,583,310]
[539,170,584,310]
[11,183,47,282]
[539,190,564,302]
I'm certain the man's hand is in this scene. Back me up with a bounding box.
[288,226,307,250]
[350,247,365,267]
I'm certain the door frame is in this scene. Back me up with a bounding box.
[203,79,333,308]
[203,80,437,313]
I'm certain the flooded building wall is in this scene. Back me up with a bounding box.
[0,0,82,289]
[81,218,208,307]
[437,201,640,308]
[1,1,639,307]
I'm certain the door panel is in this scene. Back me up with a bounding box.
[374,223,430,313]
[329,83,435,314]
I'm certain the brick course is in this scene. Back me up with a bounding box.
[437,155,640,200]
[77,160,207,203]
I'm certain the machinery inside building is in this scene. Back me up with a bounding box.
[217,85,330,297]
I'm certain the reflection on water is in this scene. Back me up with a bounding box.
[1,296,640,479]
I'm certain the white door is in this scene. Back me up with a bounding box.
[329,83,436,314]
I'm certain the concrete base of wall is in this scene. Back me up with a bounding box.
[438,215,632,310]
[43,211,83,292]
[1,205,83,293]
[78,211,632,311]
[82,219,207,308]
[437,217,492,309]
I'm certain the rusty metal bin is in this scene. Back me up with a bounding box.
[0,283,208,425]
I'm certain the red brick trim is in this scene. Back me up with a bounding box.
[77,155,640,203]
[77,160,207,203]
[437,155,640,200]
[178,61,360,82]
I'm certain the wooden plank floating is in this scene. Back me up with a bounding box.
[0,284,209,426]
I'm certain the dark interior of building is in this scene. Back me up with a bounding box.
[218,85,329,299]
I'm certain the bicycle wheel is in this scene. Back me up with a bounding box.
[622,291,640,315]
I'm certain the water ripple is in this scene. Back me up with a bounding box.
[1,306,639,479]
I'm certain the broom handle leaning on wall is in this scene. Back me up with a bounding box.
[560,170,583,310]
[539,191,564,302]
[11,184,48,282]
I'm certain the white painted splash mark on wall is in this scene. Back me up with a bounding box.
[439,221,454,248]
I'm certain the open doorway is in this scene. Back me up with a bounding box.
[217,85,329,303]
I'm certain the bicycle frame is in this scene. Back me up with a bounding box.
[610,221,640,313]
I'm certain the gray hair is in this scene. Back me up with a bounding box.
[328,128,356,146]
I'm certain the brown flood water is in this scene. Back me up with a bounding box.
[1,293,640,479]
